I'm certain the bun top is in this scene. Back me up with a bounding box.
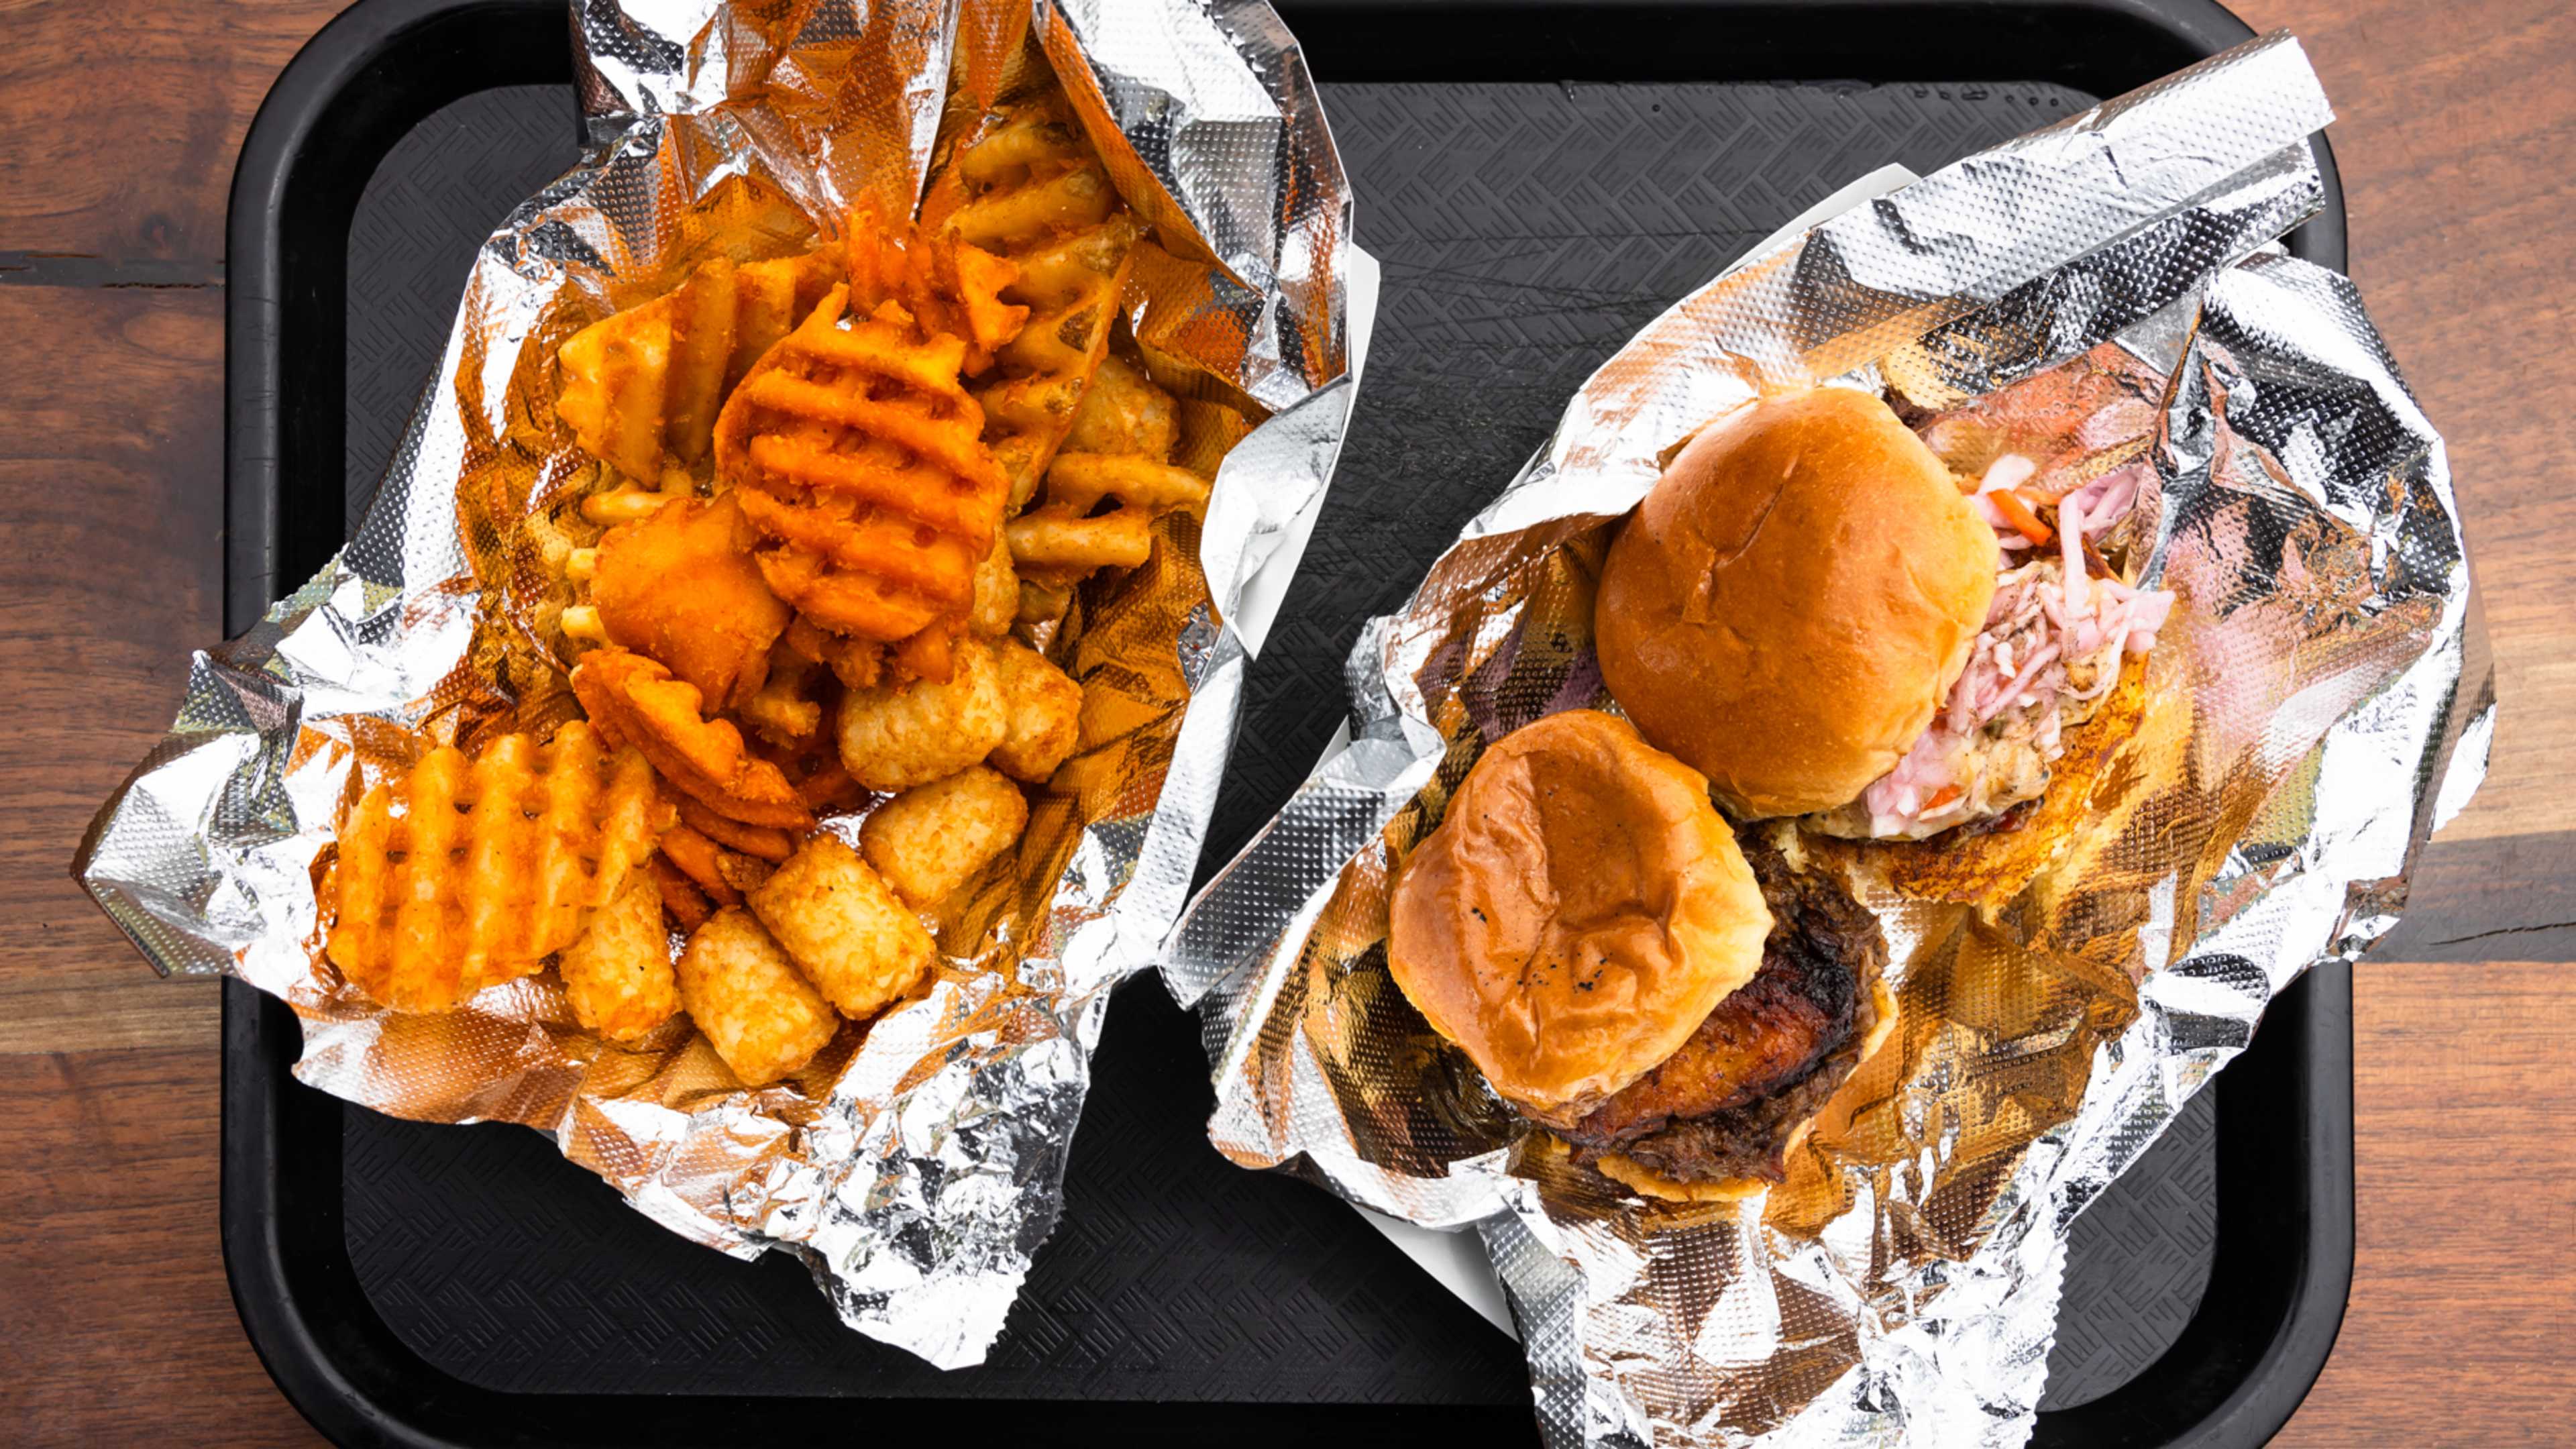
[1594,388,1997,818]
[1385,710,1773,1120]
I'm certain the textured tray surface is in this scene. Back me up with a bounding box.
[338,75,2204,1407]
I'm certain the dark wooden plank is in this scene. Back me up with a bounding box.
[2371,830,2576,963]
[0,0,354,262]
[0,284,229,1053]
[0,1046,323,1445]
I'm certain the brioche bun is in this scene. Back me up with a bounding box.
[1385,710,1772,1120]
[1595,388,1998,819]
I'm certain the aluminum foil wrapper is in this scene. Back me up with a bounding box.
[75,0,1355,1369]
[1167,34,2489,1446]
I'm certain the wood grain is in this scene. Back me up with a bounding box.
[0,286,228,1055]
[0,1047,321,1446]
[0,0,2569,1444]
[2279,961,2576,1448]
[2239,0,2576,847]
[0,0,356,266]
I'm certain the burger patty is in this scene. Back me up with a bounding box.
[1560,835,1888,1183]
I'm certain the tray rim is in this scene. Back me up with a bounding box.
[219,1,2353,1444]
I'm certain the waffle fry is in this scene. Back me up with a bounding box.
[556,247,844,484]
[923,89,1144,511]
[585,493,790,712]
[714,270,1014,669]
[559,872,682,1044]
[570,645,813,830]
[676,907,841,1087]
[747,834,936,1022]
[859,765,1029,908]
[1004,353,1211,583]
[326,722,669,1014]
[843,205,1029,369]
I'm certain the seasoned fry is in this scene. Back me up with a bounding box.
[747,834,937,1022]
[675,907,840,1086]
[922,89,1144,509]
[1061,353,1177,457]
[727,246,848,390]
[739,648,826,745]
[555,303,671,482]
[1002,503,1153,575]
[676,798,796,862]
[649,853,714,932]
[659,824,746,907]
[969,529,1018,636]
[572,645,812,830]
[987,638,1083,784]
[587,494,790,711]
[716,851,776,896]
[559,872,681,1044]
[754,735,871,815]
[859,765,1029,908]
[555,246,845,483]
[1006,354,1206,584]
[834,635,1009,791]
[326,722,669,1013]
[714,218,1017,672]
[783,614,885,692]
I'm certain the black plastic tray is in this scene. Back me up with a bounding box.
[221,2,2353,1444]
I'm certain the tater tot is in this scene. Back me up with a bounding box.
[835,637,1008,791]
[674,908,839,1086]
[748,835,936,1021]
[970,531,1018,637]
[559,873,680,1044]
[988,639,1083,783]
[859,767,1030,908]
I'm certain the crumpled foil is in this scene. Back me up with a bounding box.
[74,0,1354,1370]
[1166,33,2489,1447]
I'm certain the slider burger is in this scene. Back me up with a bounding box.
[1386,710,1892,1201]
[1595,387,2174,859]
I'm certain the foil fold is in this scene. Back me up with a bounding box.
[77,0,1356,1370]
[1167,33,2487,1446]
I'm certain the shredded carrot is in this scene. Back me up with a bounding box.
[1991,488,2053,546]
[1923,784,1965,812]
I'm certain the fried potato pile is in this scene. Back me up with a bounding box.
[715,266,1011,677]
[321,52,1247,1091]
[920,85,1218,619]
[326,722,669,1014]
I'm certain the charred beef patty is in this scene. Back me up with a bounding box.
[1561,835,1888,1183]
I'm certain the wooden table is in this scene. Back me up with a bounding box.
[3,1,2569,1442]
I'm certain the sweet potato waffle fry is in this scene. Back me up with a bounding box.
[325,722,669,1014]
[715,249,1014,676]
[570,645,812,830]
